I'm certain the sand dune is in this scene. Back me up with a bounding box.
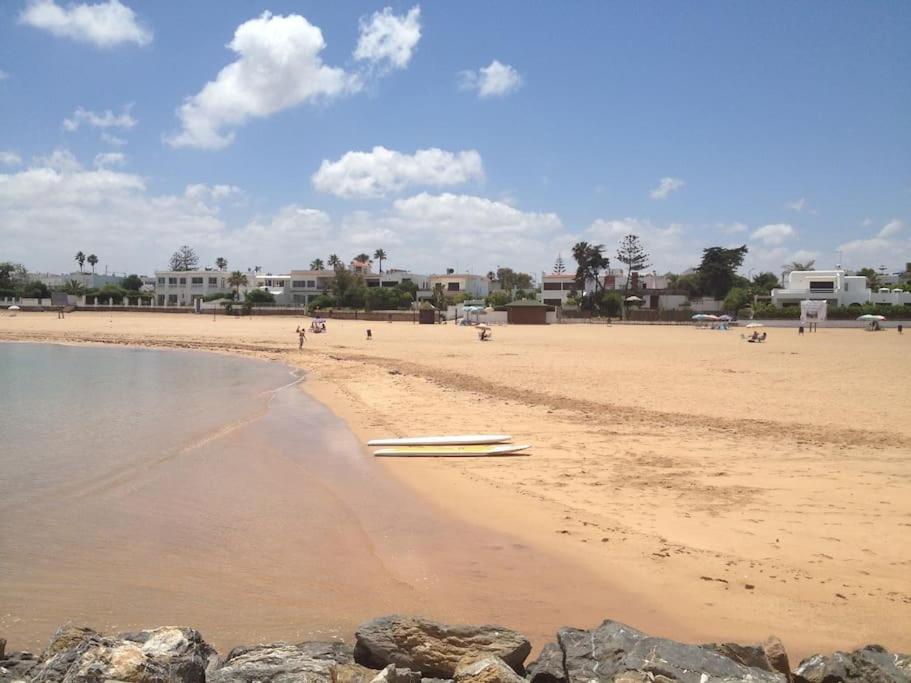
[2,311,909,657]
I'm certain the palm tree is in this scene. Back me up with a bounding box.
[373,248,387,274]
[354,253,372,271]
[215,257,228,271]
[227,270,248,300]
[87,254,98,274]
[74,251,85,273]
[310,258,325,271]
[327,254,342,270]
[784,259,815,273]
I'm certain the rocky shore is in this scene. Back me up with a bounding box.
[2,615,908,683]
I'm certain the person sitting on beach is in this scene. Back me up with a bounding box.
[760,332,767,342]
[749,331,760,342]
[478,328,491,341]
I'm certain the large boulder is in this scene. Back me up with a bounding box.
[526,643,565,683]
[454,657,525,683]
[30,625,216,683]
[0,650,38,683]
[558,620,785,683]
[794,645,911,683]
[210,642,356,683]
[354,616,531,679]
[704,636,792,680]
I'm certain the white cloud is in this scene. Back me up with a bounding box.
[837,219,908,268]
[785,197,806,212]
[750,223,796,246]
[100,132,127,146]
[878,219,903,238]
[184,183,245,208]
[0,69,8,80]
[862,217,873,228]
[0,151,22,166]
[93,152,126,168]
[166,12,361,150]
[18,0,152,48]
[718,222,749,234]
[649,177,685,200]
[312,146,484,199]
[459,60,523,98]
[63,105,136,132]
[354,6,421,72]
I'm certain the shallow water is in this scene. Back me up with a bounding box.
[0,343,640,652]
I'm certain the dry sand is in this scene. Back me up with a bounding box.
[2,311,909,658]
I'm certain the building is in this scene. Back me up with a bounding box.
[505,300,554,324]
[540,273,577,307]
[428,273,490,299]
[771,270,870,307]
[364,270,430,297]
[32,271,125,290]
[153,269,239,306]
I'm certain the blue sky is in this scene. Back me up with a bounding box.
[1,1,908,277]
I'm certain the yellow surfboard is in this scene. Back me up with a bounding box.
[373,444,530,457]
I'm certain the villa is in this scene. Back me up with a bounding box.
[428,273,490,299]
[769,269,911,308]
[153,269,241,306]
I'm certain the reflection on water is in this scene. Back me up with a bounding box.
[0,343,637,652]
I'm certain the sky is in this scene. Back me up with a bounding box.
[0,0,909,278]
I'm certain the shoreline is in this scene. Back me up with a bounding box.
[1,313,909,659]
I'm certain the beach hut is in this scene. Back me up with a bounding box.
[505,300,554,324]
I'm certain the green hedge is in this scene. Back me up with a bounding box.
[754,303,911,320]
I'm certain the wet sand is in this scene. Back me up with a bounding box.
[1,312,909,659]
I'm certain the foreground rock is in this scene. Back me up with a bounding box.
[454,657,525,683]
[354,616,531,679]
[30,625,216,683]
[210,641,360,683]
[554,620,786,683]
[794,645,911,683]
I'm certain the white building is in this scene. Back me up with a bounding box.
[540,274,577,307]
[154,269,239,306]
[771,270,870,307]
[429,273,490,298]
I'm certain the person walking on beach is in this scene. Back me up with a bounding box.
[366,328,372,341]
[898,324,903,335]
[799,324,804,335]
[298,327,306,349]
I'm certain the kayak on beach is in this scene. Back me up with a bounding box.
[367,434,512,447]
[373,444,530,457]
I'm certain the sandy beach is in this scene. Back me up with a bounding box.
[2,311,909,658]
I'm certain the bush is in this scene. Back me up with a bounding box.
[487,290,511,307]
[245,288,275,304]
[600,291,623,317]
[203,291,231,301]
[308,294,336,312]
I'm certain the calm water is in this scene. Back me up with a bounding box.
[0,342,648,654]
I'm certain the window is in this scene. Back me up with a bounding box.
[809,281,834,292]
[563,282,575,290]
[157,295,165,305]
[179,277,186,285]
[543,282,562,291]
[308,280,316,288]
[191,277,203,285]
[447,282,460,291]
[292,280,306,288]
[167,294,178,304]
[168,277,177,285]
[276,280,284,287]
[208,277,217,286]
[157,277,165,285]
[381,281,397,288]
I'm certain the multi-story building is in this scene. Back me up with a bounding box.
[539,269,626,307]
[428,273,490,299]
[153,269,239,306]
[364,269,430,295]
[771,270,870,307]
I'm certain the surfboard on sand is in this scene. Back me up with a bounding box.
[373,444,530,458]
[367,434,511,447]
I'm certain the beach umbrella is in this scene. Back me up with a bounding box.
[745,322,764,328]
[857,314,886,321]
[8,305,20,310]
[718,314,732,321]
[625,295,643,302]
[691,314,710,320]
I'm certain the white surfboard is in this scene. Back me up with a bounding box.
[367,434,512,447]
[373,444,530,457]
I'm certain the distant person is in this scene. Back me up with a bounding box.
[898,324,903,334]
[57,307,65,319]
[799,324,804,335]
[298,328,306,349]
[760,332,767,342]
[366,328,373,341]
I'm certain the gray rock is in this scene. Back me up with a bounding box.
[30,625,216,683]
[558,620,785,683]
[354,616,531,679]
[0,650,38,683]
[794,644,910,683]
[453,657,525,683]
[370,664,423,683]
[703,637,791,681]
[210,642,349,683]
[526,643,565,683]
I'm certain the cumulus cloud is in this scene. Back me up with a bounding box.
[649,177,685,200]
[0,151,22,166]
[18,0,152,48]
[459,60,523,98]
[750,223,796,246]
[166,12,361,150]
[93,151,126,168]
[63,105,136,132]
[354,6,421,72]
[586,217,695,273]
[312,146,484,199]
[837,219,908,267]
[101,132,127,146]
